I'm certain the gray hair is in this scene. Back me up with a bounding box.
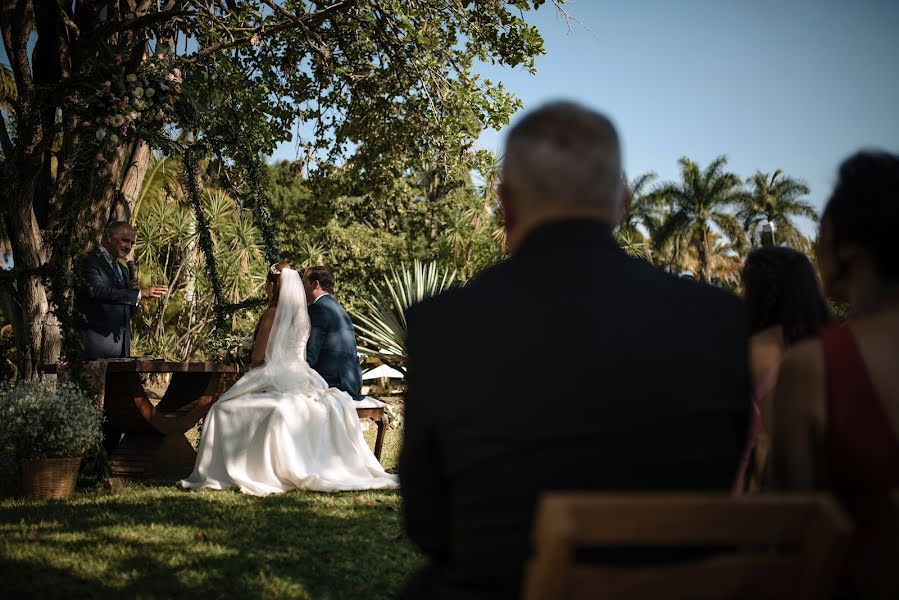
[103,221,133,239]
[502,101,623,212]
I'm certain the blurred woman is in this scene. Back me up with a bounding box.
[734,246,831,492]
[771,151,899,591]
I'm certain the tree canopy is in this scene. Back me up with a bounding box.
[0,0,562,377]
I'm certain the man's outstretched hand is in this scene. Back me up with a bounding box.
[141,285,169,298]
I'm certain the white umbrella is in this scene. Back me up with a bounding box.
[362,364,405,380]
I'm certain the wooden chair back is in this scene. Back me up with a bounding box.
[524,493,852,600]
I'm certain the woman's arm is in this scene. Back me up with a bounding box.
[769,339,828,489]
[249,308,277,369]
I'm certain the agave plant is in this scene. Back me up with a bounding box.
[351,260,457,373]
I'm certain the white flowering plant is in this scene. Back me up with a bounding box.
[0,380,103,460]
[85,53,182,157]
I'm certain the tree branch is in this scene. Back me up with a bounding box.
[194,0,357,59]
[1,0,35,100]
[89,8,195,36]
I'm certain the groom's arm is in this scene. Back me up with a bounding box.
[305,302,327,367]
[399,308,451,560]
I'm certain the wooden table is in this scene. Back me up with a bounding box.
[46,360,239,479]
[44,359,388,477]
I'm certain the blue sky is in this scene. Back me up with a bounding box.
[274,0,899,235]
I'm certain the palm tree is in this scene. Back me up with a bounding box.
[739,170,817,250]
[618,171,659,237]
[652,156,748,283]
[617,171,658,261]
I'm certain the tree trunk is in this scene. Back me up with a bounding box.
[6,198,61,378]
[698,229,712,283]
[116,139,153,221]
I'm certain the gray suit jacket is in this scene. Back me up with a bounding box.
[74,248,139,359]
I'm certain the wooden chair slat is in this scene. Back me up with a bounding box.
[563,556,801,600]
[525,493,853,600]
[536,494,845,546]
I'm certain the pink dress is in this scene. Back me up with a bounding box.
[733,367,778,493]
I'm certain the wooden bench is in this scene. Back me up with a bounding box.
[355,399,387,461]
[524,493,853,600]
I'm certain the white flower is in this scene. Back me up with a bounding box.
[145,87,155,98]
[126,74,138,83]
[132,87,144,98]
[109,114,125,127]
[96,127,107,141]
[133,99,146,111]
[109,133,120,145]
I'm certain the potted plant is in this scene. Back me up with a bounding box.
[0,380,103,500]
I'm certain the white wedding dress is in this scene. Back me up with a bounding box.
[178,268,399,496]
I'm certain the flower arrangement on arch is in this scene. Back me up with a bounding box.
[0,380,103,461]
[87,53,183,156]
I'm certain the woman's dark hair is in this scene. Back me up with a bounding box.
[742,246,831,346]
[266,261,292,302]
[823,151,899,281]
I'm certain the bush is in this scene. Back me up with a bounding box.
[0,380,103,460]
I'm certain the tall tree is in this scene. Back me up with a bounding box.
[652,156,748,283]
[739,169,817,250]
[616,170,658,261]
[0,0,561,377]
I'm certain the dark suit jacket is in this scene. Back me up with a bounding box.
[74,248,139,360]
[306,294,364,400]
[399,220,751,599]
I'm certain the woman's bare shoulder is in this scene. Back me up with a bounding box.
[775,338,827,420]
[254,306,278,337]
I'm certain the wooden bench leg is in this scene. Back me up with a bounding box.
[374,416,385,461]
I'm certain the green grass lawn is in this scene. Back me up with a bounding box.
[0,428,423,599]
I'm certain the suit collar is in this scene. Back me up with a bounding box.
[312,292,331,305]
[515,219,621,256]
[93,245,124,283]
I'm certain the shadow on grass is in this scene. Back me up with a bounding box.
[0,483,421,599]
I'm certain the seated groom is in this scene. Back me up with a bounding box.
[75,221,168,360]
[399,102,751,598]
[302,266,364,400]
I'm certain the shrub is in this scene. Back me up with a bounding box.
[0,380,103,460]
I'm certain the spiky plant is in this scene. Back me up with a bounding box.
[351,260,457,372]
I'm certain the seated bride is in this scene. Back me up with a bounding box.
[178,262,399,495]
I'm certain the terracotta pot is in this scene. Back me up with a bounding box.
[20,457,81,500]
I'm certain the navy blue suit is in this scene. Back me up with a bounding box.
[306,294,364,400]
[399,220,751,599]
[74,248,139,360]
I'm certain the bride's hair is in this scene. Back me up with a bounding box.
[267,261,293,303]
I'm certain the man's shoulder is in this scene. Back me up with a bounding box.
[405,282,471,327]
[82,247,103,263]
[631,261,742,313]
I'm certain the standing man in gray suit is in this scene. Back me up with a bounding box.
[75,221,167,454]
[75,221,168,360]
[302,266,364,401]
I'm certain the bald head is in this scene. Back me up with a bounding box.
[501,102,624,250]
